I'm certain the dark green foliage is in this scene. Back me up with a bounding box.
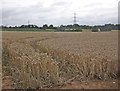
[1,23,119,32]
[49,25,54,29]
[43,24,48,30]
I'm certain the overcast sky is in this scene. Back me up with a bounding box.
[1,0,119,26]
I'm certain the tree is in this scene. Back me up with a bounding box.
[73,24,79,27]
[43,24,48,30]
[49,25,54,29]
[66,25,73,28]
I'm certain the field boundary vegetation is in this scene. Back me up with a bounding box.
[1,24,120,32]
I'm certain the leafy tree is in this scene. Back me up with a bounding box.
[43,24,48,30]
[73,24,79,27]
[49,25,54,29]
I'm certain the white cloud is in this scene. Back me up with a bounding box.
[1,0,119,26]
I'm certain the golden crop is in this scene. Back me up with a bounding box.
[2,32,118,89]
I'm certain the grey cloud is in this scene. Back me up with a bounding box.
[84,2,103,8]
[2,1,71,26]
[51,1,72,7]
[2,0,118,26]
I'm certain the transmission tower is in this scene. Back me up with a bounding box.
[74,12,77,25]
[28,20,30,25]
[73,12,77,30]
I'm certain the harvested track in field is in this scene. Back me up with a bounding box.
[2,32,118,89]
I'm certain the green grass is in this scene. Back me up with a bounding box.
[2,28,57,32]
[111,30,119,32]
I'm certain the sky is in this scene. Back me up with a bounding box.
[1,0,119,26]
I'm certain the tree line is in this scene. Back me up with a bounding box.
[59,24,119,32]
[1,24,120,32]
[1,24,57,29]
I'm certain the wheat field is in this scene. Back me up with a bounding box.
[2,31,118,89]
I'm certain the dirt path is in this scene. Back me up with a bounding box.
[60,80,118,89]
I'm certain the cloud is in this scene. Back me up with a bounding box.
[1,0,119,26]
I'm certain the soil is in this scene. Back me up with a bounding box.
[2,76,118,89]
[60,80,118,89]
[2,76,14,89]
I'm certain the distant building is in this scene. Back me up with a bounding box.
[98,28,101,32]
